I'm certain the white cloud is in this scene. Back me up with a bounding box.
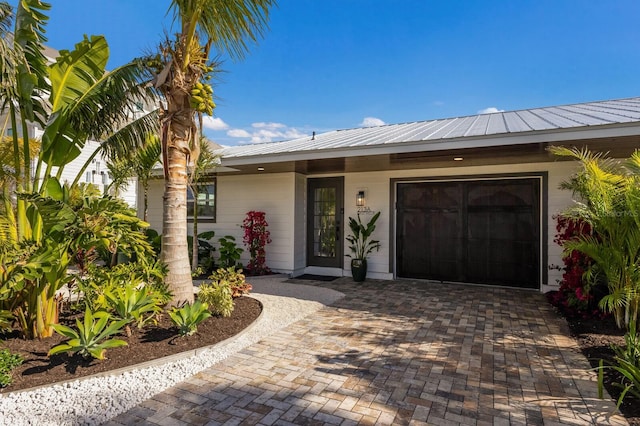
[477,107,504,114]
[360,117,387,127]
[225,121,310,144]
[433,100,445,106]
[360,117,386,127]
[227,129,251,138]
[252,122,286,129]
[202,116,229,131]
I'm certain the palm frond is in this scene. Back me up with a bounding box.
[625,150,640,176]
[169,0,275,60]
[99,109,160,161]
[63,52,159,141]
[12,0,50,124]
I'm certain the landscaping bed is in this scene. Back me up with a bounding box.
[562,311,640,425]
[0,296,261,393]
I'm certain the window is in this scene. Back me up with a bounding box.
[187,180,216,222]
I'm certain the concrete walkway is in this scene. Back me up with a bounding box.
[107,278,627,425]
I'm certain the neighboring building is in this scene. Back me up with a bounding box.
[143,96,640,293]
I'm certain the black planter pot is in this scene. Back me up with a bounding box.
[351,258,367,282]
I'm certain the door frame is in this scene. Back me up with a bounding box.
[390,172,548,288]
[306,177,344,268]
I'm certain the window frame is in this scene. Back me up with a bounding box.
[187,178,216,223]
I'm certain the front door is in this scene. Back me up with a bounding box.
[307,177,344,267]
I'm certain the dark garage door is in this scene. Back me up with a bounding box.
[396,178,540,288]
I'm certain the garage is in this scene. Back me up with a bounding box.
[396,177,542,288]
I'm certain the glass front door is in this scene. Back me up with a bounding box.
[307,177,344,267]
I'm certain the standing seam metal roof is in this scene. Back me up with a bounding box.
[218,97,640,159]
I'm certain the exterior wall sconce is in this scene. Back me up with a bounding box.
[356,189,373,214]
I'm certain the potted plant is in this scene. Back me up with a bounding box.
[346,211,381,282]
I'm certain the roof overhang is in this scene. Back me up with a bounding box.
[216,123,640,175]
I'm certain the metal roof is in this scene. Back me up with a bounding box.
[217,97,640,160]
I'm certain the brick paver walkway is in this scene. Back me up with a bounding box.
[108,279,627,425]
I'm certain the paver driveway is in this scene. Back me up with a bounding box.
[108,278,626,425]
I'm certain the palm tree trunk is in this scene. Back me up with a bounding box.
[161,126,194,305]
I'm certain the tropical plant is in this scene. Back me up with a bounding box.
[75,262,170,313]
[153,0,274,305]
[49,309,128,360]
[188,230,216,274]
[209,266,251,298]
[0,347,23,388]
[1,188,156,338]
[105,284,162,336]
[599,320,640,407]
[550,146,640,328]
[168,300,211,336]
[346,212,381,260]
[0,309,12,332]
[218,236,243,269]
[547,215,606,319]
[197,280,234,317]
[145,228,163,257]
[242,210,272,275]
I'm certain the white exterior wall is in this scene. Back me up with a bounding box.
[142,179,164,228]
[214,173,295,272]
[144,173,297,273]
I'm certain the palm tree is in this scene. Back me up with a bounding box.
[551,146,640,329]
[156,0,275,304]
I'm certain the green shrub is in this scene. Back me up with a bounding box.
[198,280,234,317]
[49,309,128,360]
[209,267,251,298]
[105,284,162,336]
[599,320,640,407]
[217,236,243,269]
[169,300,211,336]
[75,261,170,312]
[0,310,13,333]
[0,348,23,387]
[610,321,640,405]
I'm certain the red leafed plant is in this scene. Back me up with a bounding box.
[547,215,607,319]
[242,211,272,276]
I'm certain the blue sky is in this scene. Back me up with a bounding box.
[34,1,640,146]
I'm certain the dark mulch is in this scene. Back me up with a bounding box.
[0,296,262,393]
[562,311,640,424]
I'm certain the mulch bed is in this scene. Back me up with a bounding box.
[0,296,262,393]
[561,310,640,424]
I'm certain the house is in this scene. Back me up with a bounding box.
[142,96,640,293]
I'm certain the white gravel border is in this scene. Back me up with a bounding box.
[0,277,344,426]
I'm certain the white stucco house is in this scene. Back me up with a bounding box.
[142,96,640,293]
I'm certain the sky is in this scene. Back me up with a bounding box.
[28,1,640,146]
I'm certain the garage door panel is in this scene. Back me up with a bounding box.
[398,209,462,279]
